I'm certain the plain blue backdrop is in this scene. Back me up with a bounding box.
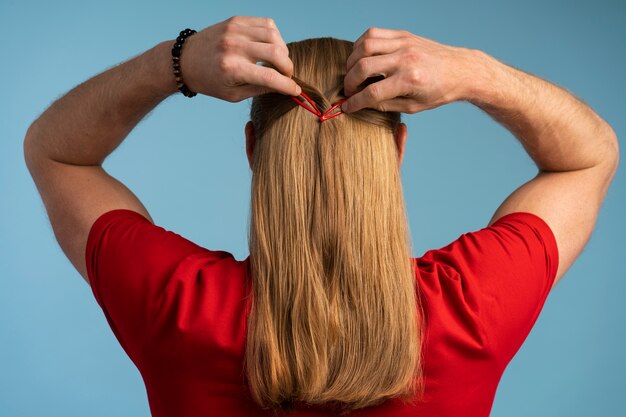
[1,1,624,416]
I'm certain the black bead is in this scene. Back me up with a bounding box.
[172,28,198,98]
[179,83,197,97]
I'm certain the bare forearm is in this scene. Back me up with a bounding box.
[464,49,619,172]
[25,40,178,165]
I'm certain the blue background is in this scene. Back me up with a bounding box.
[1,1,624,416]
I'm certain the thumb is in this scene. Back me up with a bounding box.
[237,85,271,100]
[374,97,426,113]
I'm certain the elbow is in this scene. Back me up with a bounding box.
[601,122,620,171]
[590,124,620,194]
[23,127,34,169]
[23,126,36,168]
[23,124,46,172]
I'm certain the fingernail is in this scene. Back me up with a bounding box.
[341,101,351,113]
[295,85,302,96]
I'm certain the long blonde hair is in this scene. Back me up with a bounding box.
[245,37,425,414]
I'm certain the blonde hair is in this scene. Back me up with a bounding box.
[245,37,425,414]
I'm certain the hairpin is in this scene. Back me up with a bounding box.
[291,91,347,122]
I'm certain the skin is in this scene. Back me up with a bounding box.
[24,17,619,293]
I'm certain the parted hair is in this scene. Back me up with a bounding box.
[245,37,425,415]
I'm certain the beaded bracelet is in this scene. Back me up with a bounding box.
[171,28,197,98]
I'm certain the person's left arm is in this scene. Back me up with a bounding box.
[23,16,301,284]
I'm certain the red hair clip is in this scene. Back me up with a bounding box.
[291,91,347,122]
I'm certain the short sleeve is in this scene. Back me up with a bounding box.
[85,209,211,367]
[422,211,559,366]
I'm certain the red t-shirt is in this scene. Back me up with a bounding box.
[86,209,558,417]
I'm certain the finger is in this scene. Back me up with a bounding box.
[344,52,401,97]
[346,37,408,73]
[353,27,407,49]
[341,76,404,113]
[227,16,278,29]
[238,63,301,96]
[244,41,294,77]
[236,24,288,54]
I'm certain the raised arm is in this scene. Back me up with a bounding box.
[23,16,300,283]
[466,50,618,287]
[342,28,620,288]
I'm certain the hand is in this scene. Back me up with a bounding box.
[179,16,301,101]
[342,28,474,113]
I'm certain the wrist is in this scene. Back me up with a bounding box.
[456,48,510,106]
[146,40,181,97]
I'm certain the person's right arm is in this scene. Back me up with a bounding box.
[342,28,620,288]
